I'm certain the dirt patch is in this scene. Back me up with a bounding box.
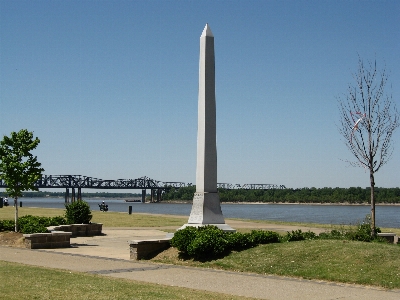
[0,232,26,248]
[151,247,180,261]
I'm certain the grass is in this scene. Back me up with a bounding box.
[0,207,186,228]
[231,218,400,236]
[2,206,400,290]
[91,211,186,228]
[0,261,253,300]
[153,239,400,289]
[0,207,65,219]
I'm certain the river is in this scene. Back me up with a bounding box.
[12,197,400,228]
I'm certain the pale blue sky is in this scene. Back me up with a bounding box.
[1,0,399,189]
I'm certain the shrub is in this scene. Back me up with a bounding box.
[283,229,305,242]
[187,226,229,260]
[49,216,67,226]
[227,232,255,251]
[345,215,382,242]
[0,215,67,234]
[65,200,92,224]
[282,229,318,242]
[170,226,198,253]
[0,219,15,231]
[319,229,346,240]
[18,215,49,234]
[303,231,318,240]
[330,229,346,238]
[249,230,280,244]
[173,227,283,260]
[20,223,48,234]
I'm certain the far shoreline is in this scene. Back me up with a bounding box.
[157,200,400,206]
[15,197,400,206]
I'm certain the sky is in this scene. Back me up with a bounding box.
[1,0,399,190]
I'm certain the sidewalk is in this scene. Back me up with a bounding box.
[1,221,400,300]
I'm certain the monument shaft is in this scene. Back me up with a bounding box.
[196,24,217,193]
[184,24,233,231]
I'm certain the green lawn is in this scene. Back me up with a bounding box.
[153,239,400,289]
[0,261,254,300]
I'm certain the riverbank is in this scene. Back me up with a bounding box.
[4,199,400,228]
[161,200,400,206]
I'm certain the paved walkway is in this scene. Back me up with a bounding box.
[1,221,400,299]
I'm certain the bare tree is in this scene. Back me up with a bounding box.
[338,58,399,236]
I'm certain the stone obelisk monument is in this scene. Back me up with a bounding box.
[181,24,234,232]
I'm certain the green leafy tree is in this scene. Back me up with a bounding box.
[338,58,399,236]
[0,129,44,232]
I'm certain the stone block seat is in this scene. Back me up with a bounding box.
[47,223,103,237]
[23,231,72,249]
[377,232,398,244]
[129,238,171,260]
[23,223,103,249]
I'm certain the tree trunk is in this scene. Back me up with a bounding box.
[14,196,18,232]
[370,171,376,237]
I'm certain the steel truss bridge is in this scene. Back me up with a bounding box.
[0,175,286,203]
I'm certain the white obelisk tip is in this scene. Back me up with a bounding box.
[201,23,213,37]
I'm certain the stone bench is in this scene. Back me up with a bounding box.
[47,223,103,237]
[129,238,171,260]
[23,231,72,249]
[377,233,398,244]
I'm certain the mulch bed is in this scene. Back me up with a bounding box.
[0,232,25,248]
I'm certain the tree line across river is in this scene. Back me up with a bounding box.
[162,186,400,204]
[1,186,400,204]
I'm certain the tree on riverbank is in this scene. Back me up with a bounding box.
[163,186,400,203]
[338,58,399,236]
[0,129,44,232]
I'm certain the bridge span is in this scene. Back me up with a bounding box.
[0,175,286,203]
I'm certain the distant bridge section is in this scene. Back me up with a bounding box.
[241,183,287,189]
[34,175,162,189]
[0,175,286,202]
[162,182,286,190]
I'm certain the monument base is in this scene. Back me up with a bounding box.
[179,223,235,232]
[179,192,235,232]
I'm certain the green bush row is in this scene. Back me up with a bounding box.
[171,216,384,260]
[0,215,67,234]
[0,200,92,234]
[171,226,280,260]
[277,215,382,243]
[18,215,67,234]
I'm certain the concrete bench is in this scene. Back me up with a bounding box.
[23,231,72,249]
[47,223,103,237]
[377,233,398,244]
[129,238,171,260]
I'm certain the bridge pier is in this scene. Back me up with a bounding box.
[157,189,162,202]
[141,189,146,203]
[77,188,82,201]
[149,189,162,202]
[150,189,156,203]
[65,188,69,204]
[71,188,75,202]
